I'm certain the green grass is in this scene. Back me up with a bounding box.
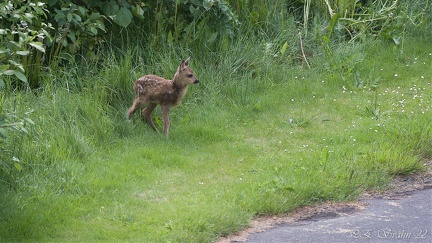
[1,36,431,241]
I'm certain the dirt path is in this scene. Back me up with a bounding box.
[218,161,432,243]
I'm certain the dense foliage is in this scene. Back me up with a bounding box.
[1,1,429,89]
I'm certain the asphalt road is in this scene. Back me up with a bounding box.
[246,188,432,243]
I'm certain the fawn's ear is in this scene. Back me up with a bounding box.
[180,57,190,71]
[184,57,190,66]
[181,57,190,67]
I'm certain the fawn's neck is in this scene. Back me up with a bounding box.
[172,74,187,90]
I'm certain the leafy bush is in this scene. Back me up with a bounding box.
[0,1,49,89]
[0,0,241,89]
[1,0,429,90]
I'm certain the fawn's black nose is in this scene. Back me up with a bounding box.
[194,79,200,84]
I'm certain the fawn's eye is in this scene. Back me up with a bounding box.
[187,74,193,78]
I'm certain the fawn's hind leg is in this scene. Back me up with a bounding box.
[128,97,145,119]
[142,103,158,131]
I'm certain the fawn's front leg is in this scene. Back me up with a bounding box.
[161,105,171,138]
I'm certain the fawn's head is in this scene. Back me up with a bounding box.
[174,57,199,86]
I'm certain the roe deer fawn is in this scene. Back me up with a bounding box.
[127,57,199,138]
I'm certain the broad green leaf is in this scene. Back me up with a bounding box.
[203,0,212,10]
[0,79,4,89]
[189,5,195,14]
[96,20,106,31]
[67,13,73,22]
[191,0,202,6]
[13,70,28,83]
[16,50,30,56]
[24,13,34,21]
[0,49,10,54]
[118,0,131,8]
[29,42,45,52]
[114,7,133,27]
[89,27,98,36]
[89,12,101,20]
[78,6,87,15]
[9,41,22,48]
[101,1,120,16]
[9,60,25,72]
[54,10,65,22]
[67,32,77,42]
[73,13,82,22]
[3,70,14,75]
